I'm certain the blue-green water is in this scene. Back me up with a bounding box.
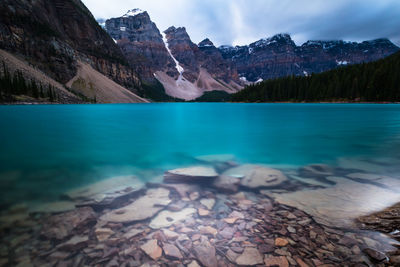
[1,103,400,206]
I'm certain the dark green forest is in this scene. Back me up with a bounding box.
[232,51,400,103]
[0,62,58,102]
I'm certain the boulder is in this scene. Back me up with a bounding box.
[224,164,287,189]
[235,247,264,266]
[66,175,144,210]
[272,176,400,227]
[149,208,196,229]
[100,188,171,223]
[164,166,218,183]
[212,175,240,193]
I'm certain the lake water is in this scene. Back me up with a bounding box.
[1,103,400,206]
[2,103,400,266]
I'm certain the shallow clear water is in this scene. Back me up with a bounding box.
[1,103,400,206]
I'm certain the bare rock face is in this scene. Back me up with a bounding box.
[0,0,142,98]
[219,33,399,82]
[106,11,177,81]
[100,188,171,223]
[105,15,242,100]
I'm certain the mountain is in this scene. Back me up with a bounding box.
[105,10,242,101]
[219,34,399,82]
[0,0,147,103]
[231,50,400,102]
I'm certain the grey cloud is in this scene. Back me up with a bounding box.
[82,0,400,47]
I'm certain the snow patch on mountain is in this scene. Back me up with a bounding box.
[336,60,349,66]
[161,32,184,76]
[123,9,145,17]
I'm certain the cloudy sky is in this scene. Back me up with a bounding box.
[82,0,400,47]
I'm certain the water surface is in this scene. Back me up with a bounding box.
[1,103,400,206]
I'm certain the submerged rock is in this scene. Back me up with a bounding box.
[100,188,171,223]
[41,207,96,240]
[149,208,196,229]
[264,255,289,267]
[140,239,162,260]
[164,166,218,183]
[200,198,216,210]
[235,247,264,266]
[163,243,183,259]
[299,164,334,178]
[193,236,218,267]
[224,164,288,189]
[29,201,76,214]
[272,176,400,227]
[212,175,240,193]
[66,175,144,210]
[95,228,114,242]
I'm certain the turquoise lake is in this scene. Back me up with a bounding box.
[1,103,400,207]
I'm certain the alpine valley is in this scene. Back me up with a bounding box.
[0,1,398,103]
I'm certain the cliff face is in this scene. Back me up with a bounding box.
[106,10,178,82]
[0,0,145,102]
[106,12,241,100]
[219,34,399,82]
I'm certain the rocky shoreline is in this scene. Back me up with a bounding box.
[1,157,400,266]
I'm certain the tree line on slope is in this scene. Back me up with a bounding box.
[0,62,58,102]
[231,51,400,103]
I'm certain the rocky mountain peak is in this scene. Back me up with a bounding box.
[164,26,192,43]
[123,8,146,18]
[251,33,295,48]
[198,38,215,48]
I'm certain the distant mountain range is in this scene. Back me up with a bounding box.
[0,0,398,103]
[104,9,398,101]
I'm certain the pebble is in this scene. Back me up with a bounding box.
[275,237,289,247]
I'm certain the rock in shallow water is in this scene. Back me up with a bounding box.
[193,236,218,267]
[100,188,171,223]
[140,239,162,260]
[223,164,288,189]
[164,166,218,183]
[212,175,240,193]
[235,247,264,266]
[163,243,183,259]
[41,207,96,240]
[149,208,196,229]
[271,176,400,227]
[66,175,144,210]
